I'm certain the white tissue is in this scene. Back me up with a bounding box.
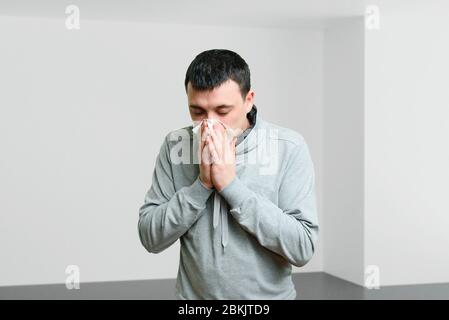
[192,118,242,139]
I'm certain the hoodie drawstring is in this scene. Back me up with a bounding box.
[213,191,228,251]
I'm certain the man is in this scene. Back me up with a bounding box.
[138,49,319,300]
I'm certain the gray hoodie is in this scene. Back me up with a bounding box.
[138,106,319,300]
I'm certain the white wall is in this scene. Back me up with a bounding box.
[321,0,449,287]
[364,0,449,286]
[322,17,365,286]
[0,16,324,286]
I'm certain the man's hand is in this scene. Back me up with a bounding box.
[198,121,214,189]
[206,122,237,192]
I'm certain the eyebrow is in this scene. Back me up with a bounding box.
[189,104,234,110]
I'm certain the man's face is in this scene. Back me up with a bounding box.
[187,79,254,132]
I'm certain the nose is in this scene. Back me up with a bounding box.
[199,114,219,124]
[206,113,219,121]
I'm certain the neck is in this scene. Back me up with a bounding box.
[242,117,251,131]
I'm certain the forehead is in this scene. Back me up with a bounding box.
[187,80,241,107]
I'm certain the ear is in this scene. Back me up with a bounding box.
[244,90,255,113]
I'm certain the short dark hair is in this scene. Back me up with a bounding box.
[184,49,251,100]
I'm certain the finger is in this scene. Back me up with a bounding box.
[209,124,223,158]
[211,123,223,144]
[223,134,235,165]
[215,123,225,150]
[216,121,227,135]
[200,122,211,151]
[201,121,208,142]
[202,139,213,165]
[198,122,207,162]
[207,136,220,164]
[223,127,233,152]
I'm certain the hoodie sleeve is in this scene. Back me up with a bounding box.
[218,138,319,267]
[138,134,214,254]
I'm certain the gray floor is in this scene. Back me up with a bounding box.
[0,272,448,299]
